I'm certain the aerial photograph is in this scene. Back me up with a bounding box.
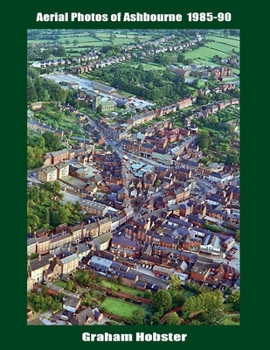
[27,29,240,326]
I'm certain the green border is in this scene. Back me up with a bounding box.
[2,0,266,349]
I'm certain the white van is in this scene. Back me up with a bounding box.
[60,315,69,321]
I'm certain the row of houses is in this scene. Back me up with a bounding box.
[77,54,131,74]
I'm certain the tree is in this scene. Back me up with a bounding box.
[65,39,70,46]
[73,39,79,46]
[182,291,224,322]
[170,275,181,290]
[42,131,62,152]
[197,130,211,150]
[226,290,240,311]
[131,308,145,325]
[27,213,40,232]
[152,290,172,313]
[166,312,180,325]
[66,280,74,292]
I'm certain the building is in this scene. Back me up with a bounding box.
[38,165,57,182]
[28,254,54,283]
[79,200,109,216]
[50,149,70,165]
[54,162,69,180]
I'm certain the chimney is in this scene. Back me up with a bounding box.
[38,253,41,261]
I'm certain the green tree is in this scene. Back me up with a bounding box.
[28,213,40,232]
[170,275,181,290]
[235,229,240,242]
[42,131,62,152]
[166,312,180,325]
[226,290,240,311]
[152,290,172,313]
[197,130,211,150]
[66,279,74,292]
[131,308,145,325]
[182,291,224,323]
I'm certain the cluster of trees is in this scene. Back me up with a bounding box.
[27,182,83,232]
[182,291,225,325]
[28,289,62,313]
[100,44,121,57]
[131,273,240,326]
[225,290,240,311]
[90,63,191,103]
[28,44,67,62]
[27,75,77,104]
[27,130,63,169]
[73,270,92,287]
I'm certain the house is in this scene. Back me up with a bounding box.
[49,232,73,252]
[27,236,37,256]
[200,234,222,256]
[92,232,112,251]
[63,296,81,313]
[182,235,202,252]
[44,258,62,282]
[36,235,50,255]
[190,257,212,283]
[89,255,113,272]
[110,237,141,258]
[28,254,54,283]
[79,200,108,216]
[50,149,70,165]
[74,242,91,260]
[70,307,103,325]
[113,270,139,286]
[27,276,35,292]
[59,253,79,275]
[222,237,235,252]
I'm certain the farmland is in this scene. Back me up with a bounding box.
[29,30,152,50]
[184,46,228,63]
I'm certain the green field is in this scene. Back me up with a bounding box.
[205,35,240,49]
[99,297,141,319]
[29,30,153,49]
[205,42,238,55]
[130,62,165,71]
[185,46,228,62]
[99,279,143,296]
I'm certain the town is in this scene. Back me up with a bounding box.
[27,29,240,326]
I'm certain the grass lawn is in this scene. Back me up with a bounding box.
[99,280,143,296]
[224,314,240,325]
[99,297,141,319]
[52,281,67,288]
